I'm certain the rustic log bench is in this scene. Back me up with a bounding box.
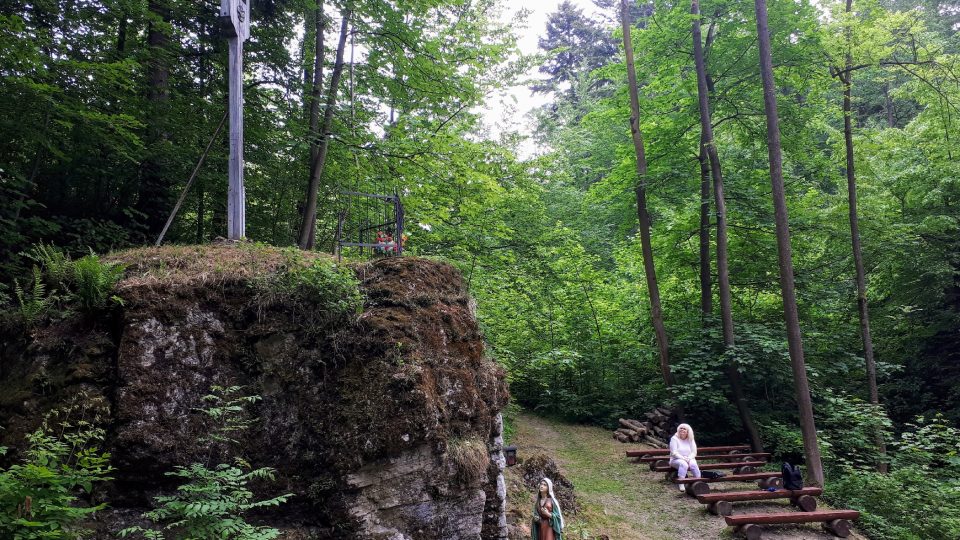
[626,444,750,458]
[696,487,823,515]
[638,452,770,463]
[657,461,768,479]
[674,472,783,495]
[725,510,860,539]
[642,452,770,470]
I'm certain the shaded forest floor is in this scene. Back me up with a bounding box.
[505,411,868,540]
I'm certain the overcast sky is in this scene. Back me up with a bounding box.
[482,0,607,154]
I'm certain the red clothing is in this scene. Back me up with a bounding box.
[537,498,555,540]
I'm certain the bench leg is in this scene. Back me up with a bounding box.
[790,494,817,512]
[687,480,710,496]
[650,459,667,471]
[823,519,852,538]
[740,523,763,540]
[734,465,757,475]
[708,501,733,516]
[758,477,782,489]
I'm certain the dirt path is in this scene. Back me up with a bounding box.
[507,411,867,540]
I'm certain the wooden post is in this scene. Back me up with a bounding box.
[220,0,250,240]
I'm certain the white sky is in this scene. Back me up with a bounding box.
[481,0,607,156]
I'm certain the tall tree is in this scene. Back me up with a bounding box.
[691,0,763,452]
[534,1,618,101]
[136,0,173,238]
[753,0,824,486]
[837,0,887,471]
[697,136,712,319]
[620,0,674,389]
[298,11,350,249]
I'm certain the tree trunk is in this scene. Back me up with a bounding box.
[753,0,824,486]
[698,138,712,319]
[884,83,894,128]
[298,12,350,249]
[135,0,173,238]
[842,0,887,472]
[621,0,673,388]
[306,1,324,165]
[692,0,763,453]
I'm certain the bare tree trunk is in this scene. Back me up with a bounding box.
[842,0,887,472]
[621,0,673,388]
[698,137,712,319]
[753,0,824,487]
[692,0,763,453]
[298,12,350,249]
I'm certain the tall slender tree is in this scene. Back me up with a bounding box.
[697,136,712,320]
[753,0,824,486]
[620,0,674,389]
[838,0,887,471]
[691,0,763,452]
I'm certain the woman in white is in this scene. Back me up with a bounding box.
[669,423,701,490]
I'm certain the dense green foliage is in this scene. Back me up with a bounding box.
[2,0,960,536]
[823,414,960,539]
[0,396,113,539]
[9,244,126,324]
[121,386,291,540]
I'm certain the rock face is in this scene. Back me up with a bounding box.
[0,246,510,539]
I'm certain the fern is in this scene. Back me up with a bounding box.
[120,387,291,540]
[71,251,125,311]
[26,242,72,288]
[14,267,52,324]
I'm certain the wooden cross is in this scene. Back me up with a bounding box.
[219,0,250,240]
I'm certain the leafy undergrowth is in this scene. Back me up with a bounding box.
[506,411,869,540]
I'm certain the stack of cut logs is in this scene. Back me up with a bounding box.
[612,407,674,447]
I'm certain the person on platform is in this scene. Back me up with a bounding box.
[531,477,564,540]
[670,423,701,490]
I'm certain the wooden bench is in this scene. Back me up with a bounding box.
[626,444,750,458]
[638,452,770,463]
[642,452,770,470]
[656,460,767,477]
[674,472,783,495]
[725,510,860,539]
[696,487,823,515]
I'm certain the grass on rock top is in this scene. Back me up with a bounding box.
[108,243,337,290]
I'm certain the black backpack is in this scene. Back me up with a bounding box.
[781,462,803,490]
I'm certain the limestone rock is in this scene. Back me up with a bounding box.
[0,246,509,539]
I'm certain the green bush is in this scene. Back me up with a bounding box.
[254,252,362,327]
[0,396,114,539]
[824,465,960,540]
[120,386,291,540]
[823,415,960,540]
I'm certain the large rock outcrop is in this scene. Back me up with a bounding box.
[0,245,509,539]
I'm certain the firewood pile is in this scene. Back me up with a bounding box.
[612,407,676,447]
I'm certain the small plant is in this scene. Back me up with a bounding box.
[0,394,114,539]
[121,386,291,540]
[13,267,54,324]
[254,253,362,327]
[71,252,126,310]
[28,243,72,287]
[12,244,125,315]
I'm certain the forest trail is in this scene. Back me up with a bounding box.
[507,411,868,540]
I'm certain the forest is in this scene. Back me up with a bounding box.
[1,0,960,538]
